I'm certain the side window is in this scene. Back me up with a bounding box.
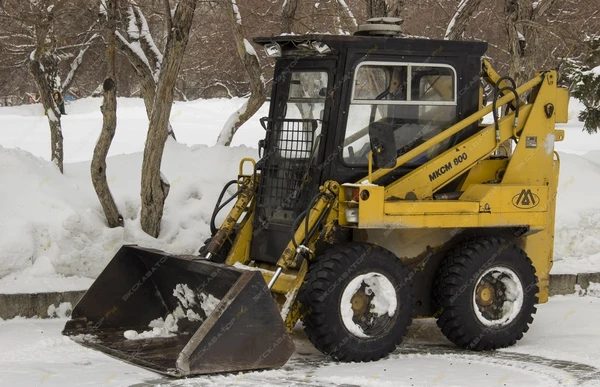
[411,66,454,102]
[278,71,328,159]
[342,63,457,166]
[352,66,405,100]
[286,71,328,120]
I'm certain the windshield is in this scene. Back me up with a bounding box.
[342,63,457,166]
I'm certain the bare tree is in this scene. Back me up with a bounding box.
[91,0,123,228]
[216,0,266,146]
[140,0,198,237]
[504,0,559,84]
[0,1,98,172]
[444,0,483,40]
[29,49,65,173]
[281,0,299,33]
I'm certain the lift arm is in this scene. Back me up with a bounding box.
[358,73,545,189]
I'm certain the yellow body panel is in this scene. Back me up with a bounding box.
[458,159,508,189]
[460,184,548,213]
[385,200,479,215]
[555,88,570,123]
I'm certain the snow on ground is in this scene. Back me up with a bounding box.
[0,294,599,386]
[0,96,599,292]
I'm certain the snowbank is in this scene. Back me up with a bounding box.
[0,96,599,293]
[0,141,256,285]
[553,151,600,273]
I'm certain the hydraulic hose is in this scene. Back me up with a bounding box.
[492,76,520,143]
[290,192,327,250]
[210,180,240,235]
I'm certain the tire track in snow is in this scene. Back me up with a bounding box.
[396,344,600,385]
[131,343,600,386]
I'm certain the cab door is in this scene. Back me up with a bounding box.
[250,58,337,264]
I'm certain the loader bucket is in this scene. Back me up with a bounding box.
[62,245,295,376]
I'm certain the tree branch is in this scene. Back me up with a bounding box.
[61,24,100,94]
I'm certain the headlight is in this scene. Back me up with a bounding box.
[264,43,282,57]
[311,41,331,54]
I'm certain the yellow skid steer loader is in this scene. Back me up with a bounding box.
[63,19,569,377]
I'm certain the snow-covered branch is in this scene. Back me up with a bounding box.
[115,8,176,140]
[445,0,467,39]
[337,0,358,28]
[135,7,163,76]
[123,6,164,81]
[99,0,108,16]
[116,30,151,70]
[444,0,482,41]
[232,0,243,25]
[61,28,99,93]
[281,0,298,33]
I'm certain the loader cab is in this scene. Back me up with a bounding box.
[252,34,487,264]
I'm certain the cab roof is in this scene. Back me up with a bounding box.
[254,34,487,56]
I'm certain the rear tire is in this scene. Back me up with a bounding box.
[433,237,538,350]
[299,243,415,362]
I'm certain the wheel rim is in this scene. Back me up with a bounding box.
[340,273,397,338]
[472,266,524,328]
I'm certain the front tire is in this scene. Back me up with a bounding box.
[299,243,415,362]
[433,237,538,350]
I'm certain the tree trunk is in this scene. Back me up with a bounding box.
[505,0,526,83]
[387,0,406,17]
[91,0,123,229]
[116,36,178,141]
[281,0,298,33]
[140,0,197,237]
[28,59,63,173]
[216,0,266,146]
[444,0,483,40]
[505,0,559,85]
[366,0,387,18]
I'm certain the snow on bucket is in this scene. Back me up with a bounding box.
[62,245,294,376]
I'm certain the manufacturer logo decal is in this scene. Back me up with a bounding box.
[512,189,539,209]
